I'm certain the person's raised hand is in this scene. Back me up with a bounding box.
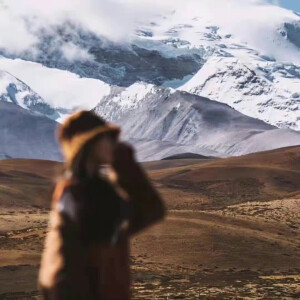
[113,142,136,173]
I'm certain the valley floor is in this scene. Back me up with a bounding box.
[0,151,300,299]
[0,200,299,299]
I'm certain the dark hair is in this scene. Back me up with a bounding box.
[70,132,117,180]
[70,137,96,180]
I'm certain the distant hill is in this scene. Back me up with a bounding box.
[1,146,299,210]
[0,102,62,161]
[162,153,215,160]
[149,145,300,209]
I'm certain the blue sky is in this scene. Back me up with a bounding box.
[274,0,300,12]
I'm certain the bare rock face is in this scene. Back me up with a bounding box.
[0,102,62,161]
[2,26,203,87]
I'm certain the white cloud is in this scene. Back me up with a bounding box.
[0,8,37,54]
[0,0,299,64]
[60,43,94,62]
[154,0,300,64]
[0,57,111,109]
[0,0,172,60]
[0,0,168,49]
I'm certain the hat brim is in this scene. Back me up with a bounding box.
[61,123,120,163]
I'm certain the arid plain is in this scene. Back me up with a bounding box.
[0,146,300,299]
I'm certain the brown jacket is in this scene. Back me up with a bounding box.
[39,148,165,300]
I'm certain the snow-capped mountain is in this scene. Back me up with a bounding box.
[0,101,61,160]
[141,3,300,130]
[1,1,299,131]
[179,56,300,131]
[93,82,300,161]
[0,70,59,119]
[0,68,62,160]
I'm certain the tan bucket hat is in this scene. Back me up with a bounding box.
[58,110,120,164]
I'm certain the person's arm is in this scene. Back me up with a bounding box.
[113,143,166,236]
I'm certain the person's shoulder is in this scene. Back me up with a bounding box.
[52,179,73,206]
[56,178,96,218]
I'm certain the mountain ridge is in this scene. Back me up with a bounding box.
[93,83,300,161]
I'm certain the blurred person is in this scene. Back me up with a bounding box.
[38,111,165,300]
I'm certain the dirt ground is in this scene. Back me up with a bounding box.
[0,147,300,299]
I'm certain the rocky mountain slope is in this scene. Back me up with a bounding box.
[93,83,300,161]
[143,4,300,130]
[179,55,300,131]
[0,102,61,160]
[22,26,203,87]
